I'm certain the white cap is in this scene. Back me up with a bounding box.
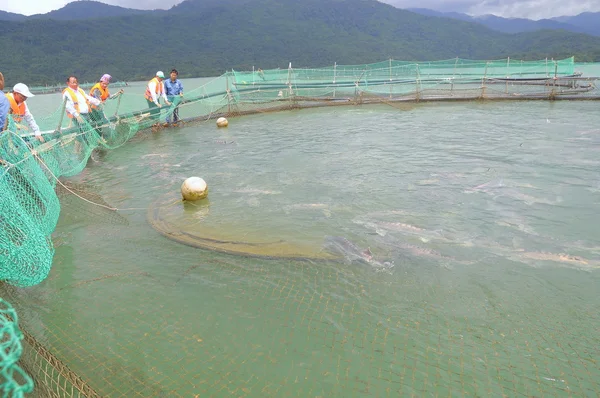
[156,71,165,78]
[13,83,34,98]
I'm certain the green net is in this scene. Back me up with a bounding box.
[230,56,584,102]
[0,298,33,397]
[0,86,183,287]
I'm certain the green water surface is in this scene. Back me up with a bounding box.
[5,100,600,397]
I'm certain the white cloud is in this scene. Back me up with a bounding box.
[0,0,68,15]
[0,0,184,16]
[102,0,183,10]
[380,0,600,19]
[467,0,600,20]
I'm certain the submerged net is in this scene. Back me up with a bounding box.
[0,56,598,396]
[148,194,338,260]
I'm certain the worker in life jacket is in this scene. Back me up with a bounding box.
[62,75,101,125]
[5,83,43,142]
[89,74,112,105]
[88,74,123,129]
[144,71,171,125]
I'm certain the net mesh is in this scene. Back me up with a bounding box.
[0,298,33,397]
[0,56,598,396]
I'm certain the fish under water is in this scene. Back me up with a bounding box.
[374,233,464,269]
[466,179,559,205]
[352,218,446,243]
[323,236,394,270]
[516,250,600,270]
[234,188,282,195]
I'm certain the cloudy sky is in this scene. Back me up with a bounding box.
[1,0,599,20]
[383,0,600,19]
[0,0,174,15]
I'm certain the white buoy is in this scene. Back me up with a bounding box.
[181,177,208,201]
[216,117,228,128]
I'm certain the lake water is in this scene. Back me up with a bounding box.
[2,73,600,396]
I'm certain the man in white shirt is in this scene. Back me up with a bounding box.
[62,75,101,125]
[5,83,44,142]
[62,75,102,146]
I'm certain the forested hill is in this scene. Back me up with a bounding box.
[0,10,26,21]
[2,0,600,86]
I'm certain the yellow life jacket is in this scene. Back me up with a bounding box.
[144,77,163,101]
[5,93,26,122]
[62,87,90,118]
[89,83,109,109]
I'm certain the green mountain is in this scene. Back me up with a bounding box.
[0,10,26,21]
[1,0,600,86]
[552,12,600,36]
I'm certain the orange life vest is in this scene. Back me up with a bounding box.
[144,77,164,101]
[5,93,26,122]
[62,87,90,118]
[89,83,109,109]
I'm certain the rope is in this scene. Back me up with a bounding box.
[112,91,123,119]
[2,113,193,214]
[35,153,119,211]
[55,98,67,133]
[5,132,182,215]
[1,131,142,212]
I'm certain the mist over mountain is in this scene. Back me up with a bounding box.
[405,7,600,36]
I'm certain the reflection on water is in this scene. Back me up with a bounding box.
[4,101,600,396]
